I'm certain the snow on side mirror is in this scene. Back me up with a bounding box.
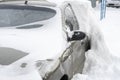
[67,31,86,41]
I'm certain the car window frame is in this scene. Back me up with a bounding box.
[63,4,79,31]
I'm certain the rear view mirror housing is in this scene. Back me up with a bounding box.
[67,31,86,41]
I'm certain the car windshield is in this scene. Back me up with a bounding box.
[0,4,56,27]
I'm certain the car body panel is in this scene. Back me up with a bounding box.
[0,1,90,80]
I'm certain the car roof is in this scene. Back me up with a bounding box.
[0,0,57,7]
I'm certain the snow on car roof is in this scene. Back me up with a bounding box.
[0,0,56,7]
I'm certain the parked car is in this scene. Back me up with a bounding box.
[107,0,120,8]
[0,0,90,80]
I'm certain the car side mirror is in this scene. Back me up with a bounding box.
[67,31,86,41]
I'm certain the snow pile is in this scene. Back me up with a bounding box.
[48,0,88,6]
[100,8,120,57]
[71,1,120,80]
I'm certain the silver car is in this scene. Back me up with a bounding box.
[0,0,90,80]
[107,0,120,8]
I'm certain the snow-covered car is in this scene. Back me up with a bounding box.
[0,0,90,80]
[107,0,120,8]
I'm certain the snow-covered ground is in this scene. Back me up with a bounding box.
[100,8,120,57]
[72,3,120,80]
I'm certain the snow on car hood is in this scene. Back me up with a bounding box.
[0,8,65,61]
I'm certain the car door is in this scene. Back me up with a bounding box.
[61,3,88,77]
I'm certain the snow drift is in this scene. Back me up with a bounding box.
[70,1,120,80]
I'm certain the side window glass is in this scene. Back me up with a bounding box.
[64,5,79,31]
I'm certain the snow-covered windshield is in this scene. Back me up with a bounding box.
[0,5,56,27]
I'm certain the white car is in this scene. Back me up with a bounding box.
[0,0,90,80]
[107,0,120,8]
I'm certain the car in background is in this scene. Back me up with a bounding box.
[0,0,90,80]
[107,0,120,8]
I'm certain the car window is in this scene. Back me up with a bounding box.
[0,47,28,65]
[64,4,79,31]
[0,5,56,27]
